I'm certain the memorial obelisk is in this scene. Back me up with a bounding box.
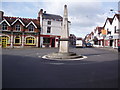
[42,5,83,60]
[59,5,69,53]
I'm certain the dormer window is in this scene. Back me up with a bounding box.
[15,25,21,31]
[28,25,34,32]
[2,23,8,30]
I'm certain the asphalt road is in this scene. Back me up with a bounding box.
[2,47,118,88]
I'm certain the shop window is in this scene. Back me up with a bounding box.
[43,37,50,44]
[26,37,35,45]
[1,36,10,44]
[28,25,34,32]
[15,36,21,44]
[15,25,21,31]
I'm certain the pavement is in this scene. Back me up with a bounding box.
[93,47,118,52]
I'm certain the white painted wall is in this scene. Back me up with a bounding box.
[42,19,62,36]
[111,16,119,48]
[104,20,112,34]
[111,16,119,35]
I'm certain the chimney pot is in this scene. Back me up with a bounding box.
[0,11,4,21]
[44,11,46,13]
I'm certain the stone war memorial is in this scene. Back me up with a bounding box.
[42,5,86,60]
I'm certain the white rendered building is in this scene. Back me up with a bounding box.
[38,9,63,48]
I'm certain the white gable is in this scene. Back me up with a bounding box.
[26,21,37,28]
[0,19,11,26]
[11,18,25,26]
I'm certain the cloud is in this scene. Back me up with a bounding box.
[1,1,118,38]
[40,1,106,37]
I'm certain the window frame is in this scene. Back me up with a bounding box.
[15,24,21,31]
[26,37,35,45]
[47,27,51,33]
[43,37,51,44]
[2,23,8,30]
[0,36,10,44]
[14,36,21,44]
[48,21,51,25]
[28,25,35,32]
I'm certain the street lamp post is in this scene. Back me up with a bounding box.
[118,1,120,52]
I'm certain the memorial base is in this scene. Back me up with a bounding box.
[42,52,85,60]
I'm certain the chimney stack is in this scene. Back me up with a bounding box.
[38,9,43,20]
[0,11,4,22]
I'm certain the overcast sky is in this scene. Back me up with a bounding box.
[1,0,119,38]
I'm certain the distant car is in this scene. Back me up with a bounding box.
[86,43,93,47]
[76,39,83,48]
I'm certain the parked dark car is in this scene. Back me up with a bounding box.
[118,46,120,52]
[85,43,93,47]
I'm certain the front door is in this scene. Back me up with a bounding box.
[2,36,7,48]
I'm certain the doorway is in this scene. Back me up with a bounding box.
[110,40,113,47]
[2,36,8,48]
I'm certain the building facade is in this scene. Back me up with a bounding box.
[103,14,119,48]
[0,11,40,48]
[38,9,63,48]
[84,14,120,49]
[0,9,71,48]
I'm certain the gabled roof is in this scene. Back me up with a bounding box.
[21,18,40,28]
[3,16,17,24]
[0,18,11,26]
[26,21,37,28]
[90,32,94,35]
[11,18,25,26]
[112,14,120,22]
[107,18,113,24]
[103,18,113,28]
[43,13,62,21]
[3,16,40,28]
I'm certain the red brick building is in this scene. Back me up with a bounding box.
[0,11,41,48]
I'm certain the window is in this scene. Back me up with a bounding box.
[26,37,35,45]
[107,31,111,34]
[48,21,51,25]
[15,36,21,44]
[43,37,50,44]
[114,26,116,33]
[15,25,21,31]
[47,27,51,33]
[2,23,7,30]
[1,36,10,44]
[28,25,34,32]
